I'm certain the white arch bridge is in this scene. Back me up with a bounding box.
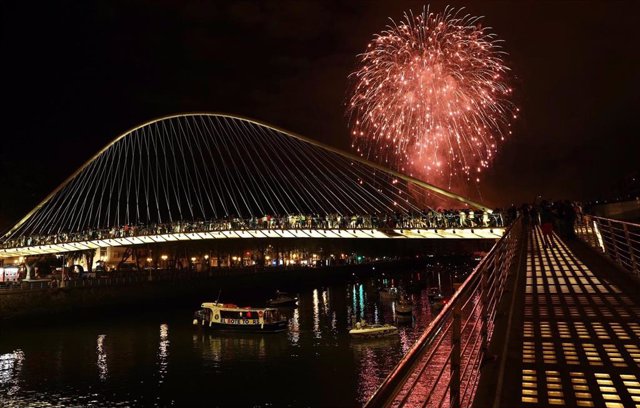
[0,113,504,258]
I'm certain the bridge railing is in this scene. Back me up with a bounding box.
[576,215,640,277]
[1,211,507,251]
[364,217,523,408]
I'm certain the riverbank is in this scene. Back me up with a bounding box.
[1,257,470,323]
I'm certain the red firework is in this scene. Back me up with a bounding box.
[348,7,517,187]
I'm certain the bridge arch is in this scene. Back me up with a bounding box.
[3,113,490,242]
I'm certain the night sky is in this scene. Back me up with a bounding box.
[1,0,638,231]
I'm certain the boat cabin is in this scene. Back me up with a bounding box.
[199,302,282,325]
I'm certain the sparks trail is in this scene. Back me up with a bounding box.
[348,6,518,187]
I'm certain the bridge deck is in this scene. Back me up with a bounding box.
[509,227,640,408]
[0,227,504,258]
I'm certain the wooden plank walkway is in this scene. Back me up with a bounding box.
[516,226,640,407]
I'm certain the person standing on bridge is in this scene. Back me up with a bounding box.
[459,210,467,228]
[540,201,556,249]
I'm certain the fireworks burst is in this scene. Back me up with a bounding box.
[348,6,517,186]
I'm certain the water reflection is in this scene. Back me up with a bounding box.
[0,349,24,396]
[96,334,108,381]
[322,288,329,315]
[288,308,300,346]
[0,258,475,407]
[158,323,169,383]
[312,289,320,338]
[349,282,367,324]
[199,333,268,360]
[353,337,402,404]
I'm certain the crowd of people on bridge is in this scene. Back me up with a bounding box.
[510,200,583,248]
[1,208,506,249]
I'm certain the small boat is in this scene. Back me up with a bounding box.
[193,302,287,332]
[349,321,398,338]
[427,287,444,302]
[379,287,399,300]
[395,295,414,315]
[266,291,298,307]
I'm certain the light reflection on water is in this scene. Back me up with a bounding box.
[0,261,473,407]
[288,308,300,346]
[96,335,107,381]
[0,349,24,397]
[158,324,169,384]
[312,288,320,338]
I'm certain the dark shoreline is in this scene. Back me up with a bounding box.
[1,256,476,325]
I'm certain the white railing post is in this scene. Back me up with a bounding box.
[622,223,638,275]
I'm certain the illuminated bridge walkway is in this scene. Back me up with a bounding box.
[1,113,502,258]
[363,219,640,408]
[500,226,640,408]
[0,226,504,258]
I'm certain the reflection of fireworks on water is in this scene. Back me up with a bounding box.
[348,7,517,186]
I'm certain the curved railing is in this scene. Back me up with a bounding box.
[364,217,523,408]
[576,215,640,277]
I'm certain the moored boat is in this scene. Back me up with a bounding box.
[193,302,287,332]
[349,321,398,338]
[395,296,414,315]
[266,291,298,307]
[427,287,444,302]
[379,286,399,300]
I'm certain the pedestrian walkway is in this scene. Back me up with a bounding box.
[516,226,640,407]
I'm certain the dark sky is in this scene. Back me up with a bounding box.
[1,0,638,230]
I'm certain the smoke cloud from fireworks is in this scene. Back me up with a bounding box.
[348,7,517,188]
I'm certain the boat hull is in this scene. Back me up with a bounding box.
[395,306,413,315]
[267,299,298,307]
[349,326,398,339]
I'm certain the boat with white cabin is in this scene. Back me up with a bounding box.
[193,302,287,332]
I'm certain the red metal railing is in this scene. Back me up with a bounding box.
[364,217,523,408]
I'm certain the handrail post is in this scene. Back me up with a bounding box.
[622,223,637,275]
[606,220,619,264]
[451,300,462,408]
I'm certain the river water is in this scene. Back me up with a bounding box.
[0,258,475,407]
